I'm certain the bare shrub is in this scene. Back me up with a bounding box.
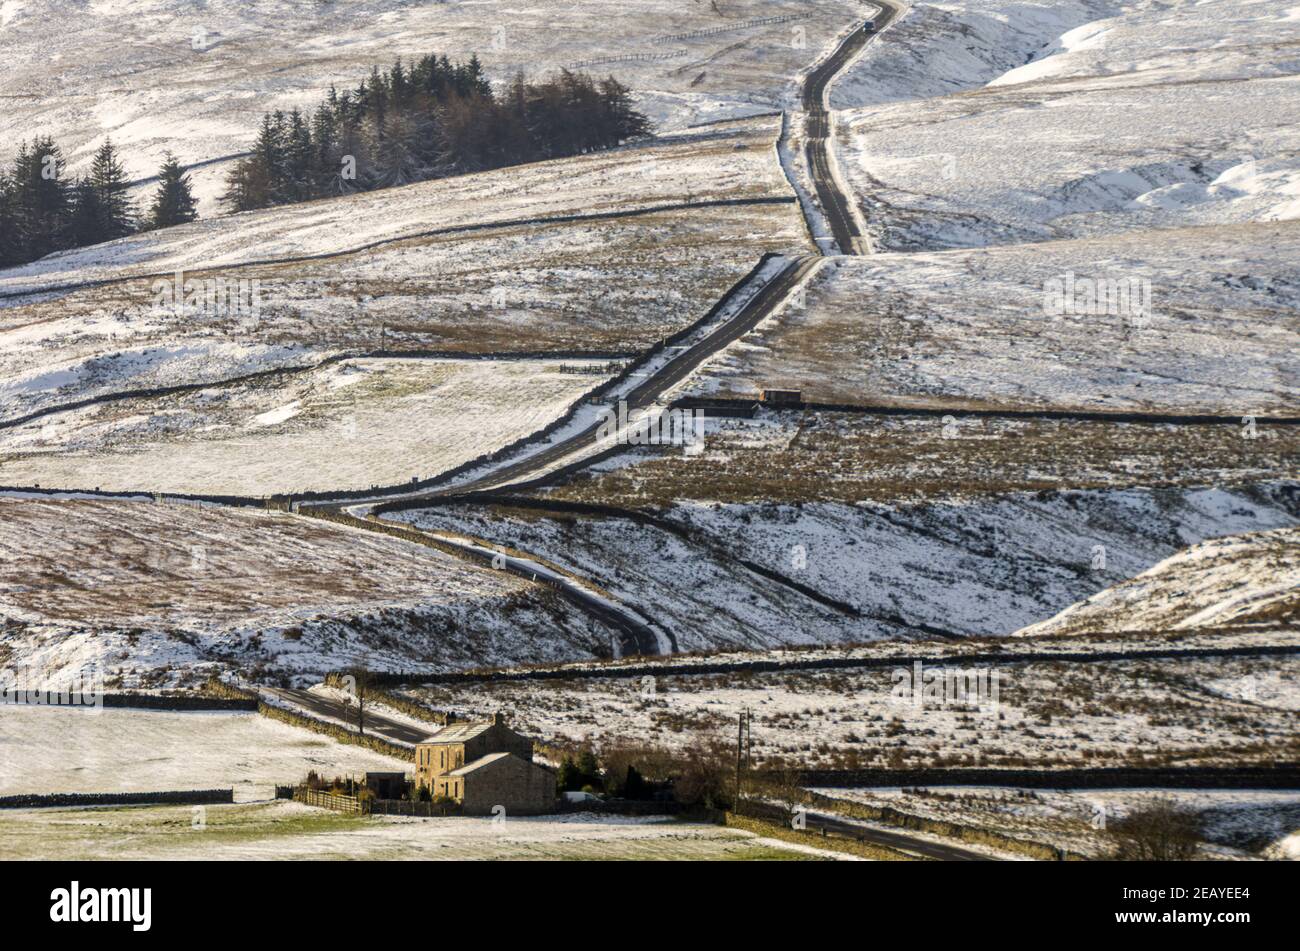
[1109,798,1203,861]
[672,734,734,810]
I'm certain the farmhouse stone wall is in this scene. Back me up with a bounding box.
[460,756,556,816]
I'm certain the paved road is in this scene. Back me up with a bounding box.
[406,527,668,657]
[802,2,903,255]
[304,257,824,658]
[292,255,820,511]
[335,253,823,503]
[289,9,891,657]
[261,687,429,746]
[742,800,995,861]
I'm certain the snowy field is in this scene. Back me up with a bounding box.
[0,800,823,861]
[0,705,405,801]
[0,357,611,495]
[397,649,1300,771]
[814,786,1300,859]
[831,0,1120,109]
[0,117,805,426]
[0,498,615,686]
[1019,526,1300,637]
[0,0,867,217]
[836,0,1300,249]
[395,480,1298,645]
[681,223,1300,414]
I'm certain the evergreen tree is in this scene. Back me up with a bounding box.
[0,172,19,268]
[283,109,314,202]
[11,137,71,260]
[222,113,281,212]
[89,139,135,239]
[65,177,106,247]
[599,78,652,144]
[216,52,652,214]
[146,152,198,229]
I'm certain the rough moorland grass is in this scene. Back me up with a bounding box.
[542,413,1298,506]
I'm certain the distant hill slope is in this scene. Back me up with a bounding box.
[0,0,863,214]
[837,0,1300,250]
[1017,526,1300,637]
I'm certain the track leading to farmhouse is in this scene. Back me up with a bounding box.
[260,687,431,746]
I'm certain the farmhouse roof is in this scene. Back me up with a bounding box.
[419,718,497,745]
[446,751,514,777]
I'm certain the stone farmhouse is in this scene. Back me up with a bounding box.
[414,713,555,815]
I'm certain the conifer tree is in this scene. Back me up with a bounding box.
[89,139,135,239]
[11,137,71,260]
[146,152,198,229]
[0,173,19,268]
[65,177,106,247]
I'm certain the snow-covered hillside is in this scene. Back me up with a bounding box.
[398,481,1300,645]
[1018,526,1300,637]
[0,117,806,427]
[0,357,611,495]
[831,0,1121,108]
[0,118,794,295]
[0,498,617,686]
[837,0,1300,249]
[0,0,865,215]
[683,221,1300,414]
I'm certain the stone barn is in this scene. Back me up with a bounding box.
[414,713,555,816]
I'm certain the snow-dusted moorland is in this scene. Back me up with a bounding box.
[682,222,1300,414]
[399,477,1300,645]
[396,648,1300,771]
[0,498,619,686]
[830,0,1122,109]
[1019,525,1299,637]
[837,0,1300,249]
[814,786,1300,859]
[0,117,806,427]
[0,357,611,495]
[0,0,866,215]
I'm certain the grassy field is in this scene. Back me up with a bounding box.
[0,706,410,802]
[0,801,827,861]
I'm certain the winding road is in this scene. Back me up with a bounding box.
[278,7,901,656]
[802,2,902,255]
[300,7,897,512]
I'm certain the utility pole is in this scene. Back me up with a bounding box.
[735,709,751,813]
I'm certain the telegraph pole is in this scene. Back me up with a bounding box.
[735,709,751,812]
